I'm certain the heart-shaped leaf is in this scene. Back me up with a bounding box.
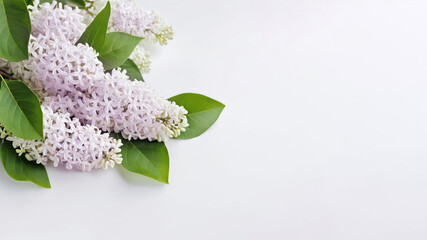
[0,140,51,188]
[169,93,225,139]
[98,32,143,70]
[77,1,110,52]
[0,0,31,62]
[119,136,169,184]
[120,59,144,81]
[0,77,44,140]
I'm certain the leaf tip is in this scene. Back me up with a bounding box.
[159,176,169,184]
[39,182,51,189]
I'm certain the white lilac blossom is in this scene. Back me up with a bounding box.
[0,105,123,172]
[46,69,189,141]
[130,45,152,73]
[83,0,174,45]
[29,0,85,44]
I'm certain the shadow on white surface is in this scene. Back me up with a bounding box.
[0,164,44,191]
[115,165,167,187]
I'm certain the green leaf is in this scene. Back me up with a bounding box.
[40,0,85,8]
[61,0,85,8]
[98,32,143,70]
[77,1,110,52]
[0,0,31,62]
[120,59,144,81]
[0,77,44,140]
[24,0,33,5]
[0,141,51,188]
[119,136,169,184]
[169,93,225,139]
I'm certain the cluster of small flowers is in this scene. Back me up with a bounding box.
[7,33,101,100]
[130,45,151,74]
[30,33,104,97]
[8,0,188,140]
[6,0,87,98]
[83,0,174,71]
[0,105,123,172]
[45,68,188,141]
[107,0,174,45]
[0,1,188,171]
[85,0,173,45]
[29,0,86,44]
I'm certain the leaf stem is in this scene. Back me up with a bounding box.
[0,68,15,80]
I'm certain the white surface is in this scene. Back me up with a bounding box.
[2,0,427,239]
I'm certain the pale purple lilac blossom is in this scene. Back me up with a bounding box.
[45,68,189,141]
[0,2,187,175]
[5,0,87,98]
[83,0,174,45]
[5,1,188,142]
[83,0,172,73]
[29,0,85,44]
[28,33,104,97]
[108,0,174,45]
[0,105,123,172]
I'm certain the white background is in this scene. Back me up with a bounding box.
[2,0,427,239]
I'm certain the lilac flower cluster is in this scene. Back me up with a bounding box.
[85,0,173,45]
[0,1,188,171]
[9,1,188,141]
[0,105,122,172]
[83,0,174,73]
[46,68,188,141]
[108,0,174,45]
[130,45,151,74]
[29,0,85,44]
[28,34,104,97]
[7,0,87,98]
